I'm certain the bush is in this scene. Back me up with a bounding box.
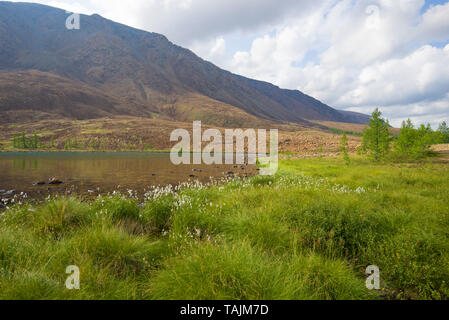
[395,119,436,159]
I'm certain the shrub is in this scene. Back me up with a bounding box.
[395,119,436,159]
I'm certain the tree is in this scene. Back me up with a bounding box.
[396,120,435,159]
[340,133,350,165]
[32,132,38,149]
[437,121,449,143]
[361,108,392,161]
[21,132,28,149]
[64,139,71,150]
[395,119,417,157]
[414,124,434,158]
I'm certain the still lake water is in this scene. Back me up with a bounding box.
[0,152,256,199]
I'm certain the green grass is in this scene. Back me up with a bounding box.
[328,128,363,137]
[1,156,449,300]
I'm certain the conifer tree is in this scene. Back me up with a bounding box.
[438,121,449,143]
[21,132,27,149]
[361,108,392,161]
[396,119,435,159]
[396,119,416,157]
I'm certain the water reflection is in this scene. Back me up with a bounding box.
[0,152,257,199]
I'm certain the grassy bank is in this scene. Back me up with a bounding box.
[1,156,449,300]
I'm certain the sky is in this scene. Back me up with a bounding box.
[9,0,449,127]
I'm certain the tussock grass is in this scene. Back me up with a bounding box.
[1,156,449,299]
[148,242,370,300]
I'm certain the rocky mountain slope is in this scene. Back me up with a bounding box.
[0,2,369,125]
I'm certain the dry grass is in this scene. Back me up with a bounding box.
[315,120,400,135]
[0,116,361,154]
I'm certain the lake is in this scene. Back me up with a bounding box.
[0,152,257,200]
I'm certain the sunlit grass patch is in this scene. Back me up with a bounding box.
[148,242,372,300]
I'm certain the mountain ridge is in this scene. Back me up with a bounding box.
[0,1,369,125]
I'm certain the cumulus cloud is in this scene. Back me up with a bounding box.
[340,44,449,107]
[228,0,449,127]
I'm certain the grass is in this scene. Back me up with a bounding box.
[1,156,449,300]
[328,128,363,137]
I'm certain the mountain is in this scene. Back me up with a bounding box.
[0,1,369,125]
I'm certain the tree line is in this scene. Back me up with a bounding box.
[350,108,449,161]
[11,132,39,149]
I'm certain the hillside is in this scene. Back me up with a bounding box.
[0,1,369,126]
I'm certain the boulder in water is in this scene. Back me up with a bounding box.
[49,178,63,185]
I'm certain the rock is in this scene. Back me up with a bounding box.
[4,190,16,196]
[192,169,203,173]
[226,171,235,176]
[49,178,63,185]
[0,203,5,209]
[189,174,198,178]
[152,174,157,176]
[33,181,46,186]
[0,190,5,194]
[87,190,95,194]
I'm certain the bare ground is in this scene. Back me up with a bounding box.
[0,116,362,154]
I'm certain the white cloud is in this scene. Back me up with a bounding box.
[227,0,449,127]
[419,2,449,42]
[339,44,449,107]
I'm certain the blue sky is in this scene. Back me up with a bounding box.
[9,0,449,127]
[422,0,448,11]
